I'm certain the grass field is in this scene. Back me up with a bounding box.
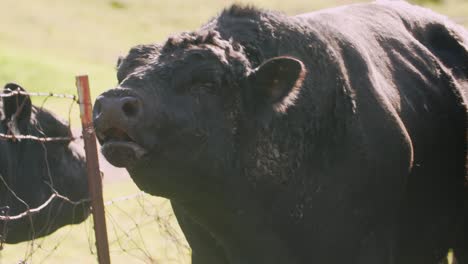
[1,180,191,264]
[0,0,466,263]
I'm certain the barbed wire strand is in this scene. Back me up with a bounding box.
[0,193,90,221]
[0,89,77,101]
[0,133,79,142]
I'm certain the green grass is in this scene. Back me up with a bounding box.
[0,180,190,264]
[0,0,465,263]
[0,46,114,126]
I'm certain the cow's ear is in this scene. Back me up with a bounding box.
[246,56,306,115]
[116,55,124,69]
[3,83,32,123]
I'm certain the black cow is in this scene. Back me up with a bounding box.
[93,2,468,263]
[0,83,89,244]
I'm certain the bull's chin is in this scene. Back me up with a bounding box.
[101,141,148,168]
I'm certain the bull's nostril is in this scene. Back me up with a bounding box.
[121,97,140,117]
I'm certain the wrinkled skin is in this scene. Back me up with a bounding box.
[94,2,468,264]
[0,83,89,244]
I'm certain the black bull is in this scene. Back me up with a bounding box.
[0,83,89,244]
[93,2,468,263]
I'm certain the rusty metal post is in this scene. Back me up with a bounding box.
[76,75,111,264]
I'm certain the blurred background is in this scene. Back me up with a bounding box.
[0,0,466,263]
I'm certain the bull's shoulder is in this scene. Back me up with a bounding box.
[373,1,468,78]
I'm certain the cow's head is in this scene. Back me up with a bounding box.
[93,31,305,197]
[0,83,90,244]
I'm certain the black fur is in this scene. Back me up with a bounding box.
[95,2,468,263]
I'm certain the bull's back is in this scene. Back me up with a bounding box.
[296,1,467,160]
[297,2,468,261]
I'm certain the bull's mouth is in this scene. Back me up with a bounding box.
[98,128,147,168]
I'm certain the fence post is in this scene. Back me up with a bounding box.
[76,75,111,264]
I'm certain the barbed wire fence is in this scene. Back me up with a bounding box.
[0,76,190,264]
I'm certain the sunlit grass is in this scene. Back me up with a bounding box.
[0,179,190,264]
[0,44,114,125]
[447,248,455,264]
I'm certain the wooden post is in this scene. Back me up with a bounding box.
[76,75,111,264]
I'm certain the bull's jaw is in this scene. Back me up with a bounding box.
[173,193,299,264]
[101,141,147,168]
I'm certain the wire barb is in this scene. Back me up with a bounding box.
[0,89,79,101]
[0,193,90,221]
[0,133,81,142]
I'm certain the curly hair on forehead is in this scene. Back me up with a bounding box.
[163,30,231,51]
[117,43,162,82]
[162,30,252,77]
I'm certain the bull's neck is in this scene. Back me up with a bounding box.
[174,169,298,263]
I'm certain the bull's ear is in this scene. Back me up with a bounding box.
[246,56,306,115]
[3,83,32,123]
